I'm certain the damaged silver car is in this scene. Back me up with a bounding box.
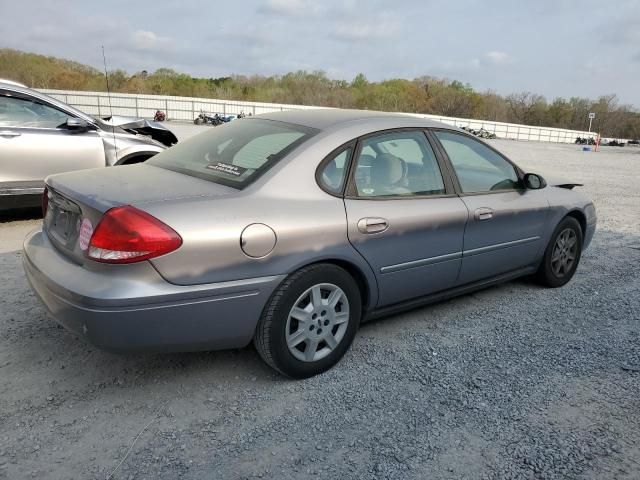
[0,80,178,210]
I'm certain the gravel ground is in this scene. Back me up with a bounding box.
[0,133,639,479]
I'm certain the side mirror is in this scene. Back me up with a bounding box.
[65,117,91,131]
[523,173,546,190]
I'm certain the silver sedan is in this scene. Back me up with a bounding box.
[0,81,177,210]
[23,110,596,378]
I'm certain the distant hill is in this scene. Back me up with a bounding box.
[1,48,638,138]
[0,49,104,90]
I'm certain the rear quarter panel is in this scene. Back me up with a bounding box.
[145,131,381,308]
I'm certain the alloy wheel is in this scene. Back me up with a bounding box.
[285,283,350,362]
[551,228,578,278]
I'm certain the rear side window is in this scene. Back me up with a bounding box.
[148,119,317,189]
[319,146,352,194]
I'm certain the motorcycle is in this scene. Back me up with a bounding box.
[194,111,223,126]
[218,114,235,123]
[461,126,497,139]
[477,128,497,139]
[153,110,166,122]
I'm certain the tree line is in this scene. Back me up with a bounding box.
[1,48,638,138]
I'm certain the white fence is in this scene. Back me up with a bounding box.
[40,89,598,144]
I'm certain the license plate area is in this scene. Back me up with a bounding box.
[44,190,82,251]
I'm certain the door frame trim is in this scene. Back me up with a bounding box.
[380,251,462,274]
[462,236,541,257]
[380,235,541,274]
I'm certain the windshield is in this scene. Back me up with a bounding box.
[147,119,317,188]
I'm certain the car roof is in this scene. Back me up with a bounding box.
[0,79,27,87]
[0,81,35,93]
[256,108,455,131]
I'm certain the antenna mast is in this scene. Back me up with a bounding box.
[101,45,118,163]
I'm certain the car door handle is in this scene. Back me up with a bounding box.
[475,207,494,221]
[357,217,389,234]
[0,130,21,138]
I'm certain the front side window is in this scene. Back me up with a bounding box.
[319,146,352,194]
[434,131,520,193]
[353,131,446,197]
[148,119,317,188]
[0,94,70,128]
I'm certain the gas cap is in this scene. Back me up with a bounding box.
[240,223,277,258]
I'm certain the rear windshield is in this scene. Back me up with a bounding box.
[147,119,317,188]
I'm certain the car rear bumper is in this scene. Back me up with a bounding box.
[23,228,284,352]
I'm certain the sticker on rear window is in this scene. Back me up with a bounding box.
[78,218,93,251]
[206,162,247,177]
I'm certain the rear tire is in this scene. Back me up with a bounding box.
[254,264,361,379]
[535,216,583,288]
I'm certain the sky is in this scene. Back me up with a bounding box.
[2,0,640,107]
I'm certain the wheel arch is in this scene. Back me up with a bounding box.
[566,209,587,238]
[116,152,156,165]
[283,257,377,314]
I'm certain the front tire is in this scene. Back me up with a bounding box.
[254,264,361,379]
[535,216,583,287]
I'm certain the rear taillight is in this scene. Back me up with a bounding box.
[87,206,182,264]
[42,187,49,217]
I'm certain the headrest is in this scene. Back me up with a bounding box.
[371,153,405,185]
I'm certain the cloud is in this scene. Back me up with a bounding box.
[131,30,170,51]
[485,51,510,64]
[436,58,482,74]
[600,16,640,45]
[259,0,311,16]
[332,17,399,42]
[433,51,511,77]
[26,25,74,43]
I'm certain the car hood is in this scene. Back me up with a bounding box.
[101,116,178,147]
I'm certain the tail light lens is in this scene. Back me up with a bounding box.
[88,206,182,264]
[42,187,49,217]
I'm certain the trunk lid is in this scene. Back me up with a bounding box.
[44,164,237,264]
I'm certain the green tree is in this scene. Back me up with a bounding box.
[2,48,639,137]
